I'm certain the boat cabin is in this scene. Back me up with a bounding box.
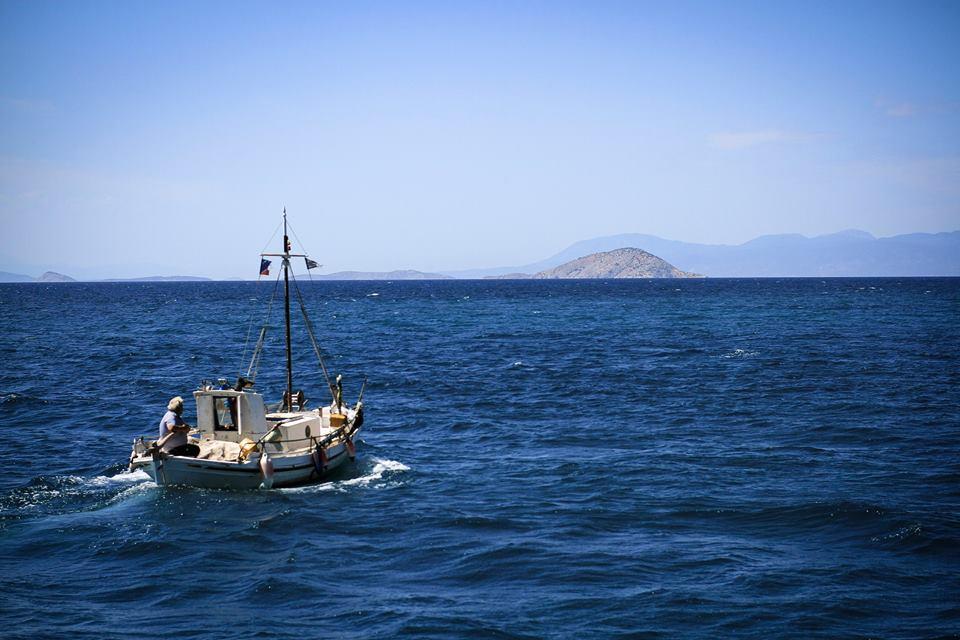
[193,389,269,441]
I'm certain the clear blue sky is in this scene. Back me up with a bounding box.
[1,0,958,278]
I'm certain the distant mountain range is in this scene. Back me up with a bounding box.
[0,271,210,283]
[448,230,960,278]
[0,269,449,282]
[0,270,36,282]
[3,229,958,281]
[0,270,77,283]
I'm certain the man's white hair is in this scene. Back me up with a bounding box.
[167,396,184,411]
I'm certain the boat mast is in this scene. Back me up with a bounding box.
[282,207,294,411]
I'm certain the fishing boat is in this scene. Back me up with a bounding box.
[128,209,365,489]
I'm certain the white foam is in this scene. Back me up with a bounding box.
[280,457,409,494]
[720,348,758,359]
[106,480,157,505]
[871,523,921,543]
[86,469,153,487]
[342,458,410,487]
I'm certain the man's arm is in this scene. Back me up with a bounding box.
[162,421,179,433]
[164,418,191,434]
[151,418,190,452]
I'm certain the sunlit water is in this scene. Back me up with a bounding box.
[1,279,958,638]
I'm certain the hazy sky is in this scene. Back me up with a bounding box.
[1,1,958,278]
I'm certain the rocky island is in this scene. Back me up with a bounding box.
[36,271,77,282]
[534,247,703,279]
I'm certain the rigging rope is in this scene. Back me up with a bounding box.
[237,219,284,376]
[243,272,282,383]
[289,269,336,402]
[260,219,283,255]
[286,219,316,284]
[238,288,262,376]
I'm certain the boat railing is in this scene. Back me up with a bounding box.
[257,421,358,451]
[133,417,358,459]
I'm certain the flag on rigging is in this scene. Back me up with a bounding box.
[305,258,319,270]
[259,258,271,276]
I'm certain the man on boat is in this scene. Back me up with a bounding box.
[157,396,199,457]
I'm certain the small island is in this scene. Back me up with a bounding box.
[484,247,701,279]
[36,271,76,282]
[535,247,702,279]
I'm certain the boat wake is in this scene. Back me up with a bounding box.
[88,469,153,486]
[280,457,410,493]
[1,457,407,523]
[0,469,156,522]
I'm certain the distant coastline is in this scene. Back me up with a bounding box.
[3,228,958,282]
[101,276,212,282]
[0,272,213,283]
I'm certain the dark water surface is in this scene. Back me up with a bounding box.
[1,279,958,639]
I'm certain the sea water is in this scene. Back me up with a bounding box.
[1,279,958,638]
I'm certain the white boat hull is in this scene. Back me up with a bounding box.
[131,441,353,489]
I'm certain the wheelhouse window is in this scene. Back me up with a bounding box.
[213,396,238,430]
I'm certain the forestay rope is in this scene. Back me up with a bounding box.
[289,269,337,403]
[240,272,282,384]
[237,220,284,379]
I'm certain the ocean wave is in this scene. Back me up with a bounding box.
[719,348,759,359]
[1,392,48,406]
[665,499,894,533]
[650,501,956,554]
[869,522,960,555]
[871,523,922,545]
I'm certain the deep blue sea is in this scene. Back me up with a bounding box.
[1,278,958,639]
